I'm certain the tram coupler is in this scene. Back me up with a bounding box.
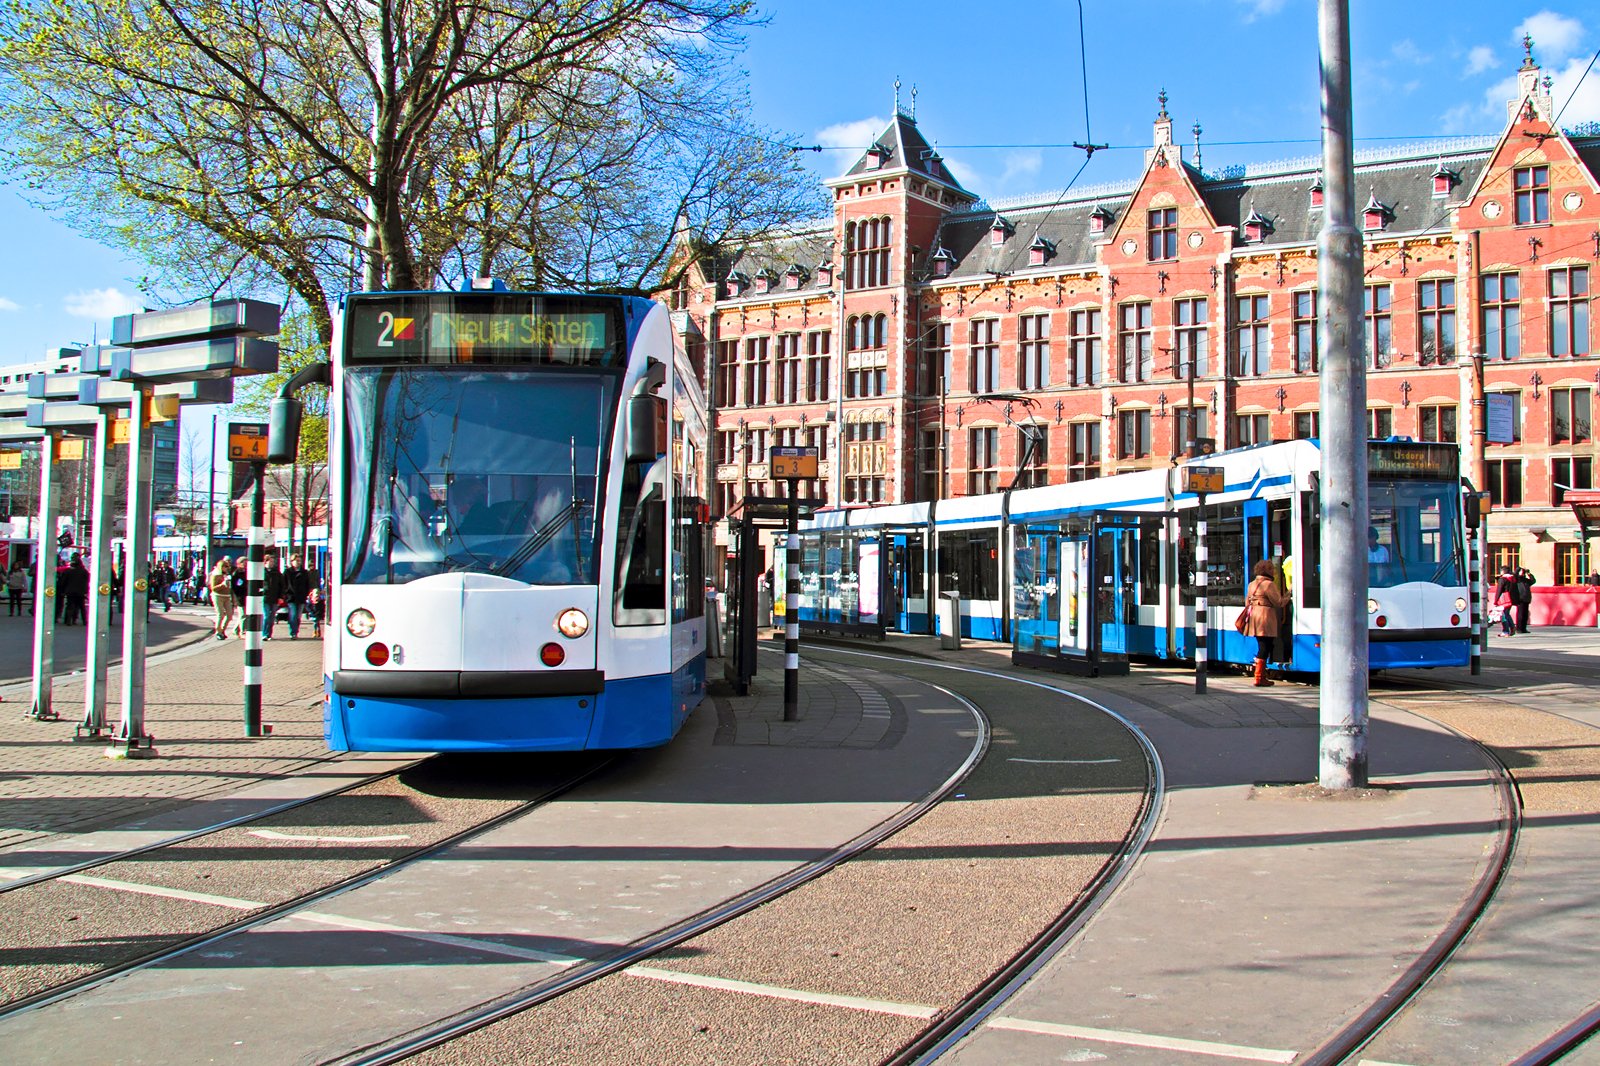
[105,732,157,760]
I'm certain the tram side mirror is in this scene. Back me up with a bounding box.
[627,394,667,464]
[268,397,303,464]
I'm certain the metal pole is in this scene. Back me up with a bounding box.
[244,465,266,736]
[112,391,156,758]
[1317,0,1369,789]
[783,479,800,722]
[1469,529,1482,675]
[80,411,116,739]
[206,411,216,574]
[28,434,60,721]
[1195,497,1207,693]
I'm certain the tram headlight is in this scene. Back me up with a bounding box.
[347,608,377,638]
[1367,598,1379,615]
[1454,597,1468,612]
[556,608,589,639]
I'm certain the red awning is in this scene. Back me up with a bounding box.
[1567,489,1600,538]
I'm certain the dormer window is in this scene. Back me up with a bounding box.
[1242,208,1273,244]
[1089,205,1114,235]
[784,264,808,290]
[1431,163,1460,198]
[865,143,890,171]
[1309,179,1324,210]
[930,246,956,279]
[753,269,777,295]
[990,215,1013,247]
[1363,191,1393,231]
[725,270,750,297]
[817,262,834,287]
[1028,235,1055,267]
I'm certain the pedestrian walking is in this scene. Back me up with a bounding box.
[1240,559,1290,687]
[230,556,247,636]
[305,584,324,639]
[1493,567,1517,636]
[61,553,89,626]
[1515,567,1535,634]
[5,562,26,616]
[279,553,312,639]
[208,558,236,639]
[262,554,285,639]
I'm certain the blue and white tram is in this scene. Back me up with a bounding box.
[801,439,1472,672]
[310,285,708,752]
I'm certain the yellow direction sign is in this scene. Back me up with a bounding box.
[0,450,21,470]
[1184,465,1224,495]
[228,422,269,462]
[770,446,819,480]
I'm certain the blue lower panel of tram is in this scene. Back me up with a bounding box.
[324,657,705,752]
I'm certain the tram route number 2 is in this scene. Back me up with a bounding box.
[1184,465,1224,495]
[771,446,819,480]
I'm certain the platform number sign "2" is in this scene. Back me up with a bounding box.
[376,311,416,347]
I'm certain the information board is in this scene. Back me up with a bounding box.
[770,446,819,479]
[228,422,269,462]
[1486,392,1516,444]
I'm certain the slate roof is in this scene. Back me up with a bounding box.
[930,195,1128,281]
[718,227,836,298]
[835,112,973,198]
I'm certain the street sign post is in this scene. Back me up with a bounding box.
[770,446,819,721]
[1183,464,1225,693]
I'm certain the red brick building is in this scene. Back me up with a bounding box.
[676,45,1599,585]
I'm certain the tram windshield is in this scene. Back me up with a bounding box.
[342,367,617,585]
[1366,479,1465,588]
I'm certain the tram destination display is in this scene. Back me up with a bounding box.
[1366,441,1457,480]
[344,293,625,366]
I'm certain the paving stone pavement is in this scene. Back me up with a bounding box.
[0,629,334,852]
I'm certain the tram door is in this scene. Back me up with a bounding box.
[1095,521,1138,658]
[1012,530,1061,655]
[888,533,927,633]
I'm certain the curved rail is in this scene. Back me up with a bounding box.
[329,674,993,1066]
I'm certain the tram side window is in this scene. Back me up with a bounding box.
[614,462,667,625]
[937,530,999,601]
[1299,491,1321,608]
[671,492,705,622]
[1140,517,1163,604]
[1208,503,1247,604]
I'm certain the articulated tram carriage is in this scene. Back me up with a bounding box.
[800,439,1473,674]
[284,283,709,752]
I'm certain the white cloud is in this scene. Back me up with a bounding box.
[1390,40,1429,65]
[814,116,884,151]
[0,297,19,313]
[63,287,141,320]
[1517,11,1586,64]
[1000,150,1043,185]
[1547,54,1600,123]
[1237,0,1286,23]
[1465,45,1498,76]
[942,156,982,191]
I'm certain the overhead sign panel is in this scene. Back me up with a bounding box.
[110,336,278,383]
[27,401,104,429]
[111,298,279,347]
[79,375,234,406]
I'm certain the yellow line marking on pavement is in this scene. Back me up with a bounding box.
[291,910,583,965]
[625,965,939,1018]
[62,874,265,910]
[986,1016,1298,1062]
[248,829,411,843]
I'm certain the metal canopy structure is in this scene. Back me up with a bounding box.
[1567,489,1600,541]
[723,494,825,697]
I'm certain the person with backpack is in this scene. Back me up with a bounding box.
[1493,567,1517,636]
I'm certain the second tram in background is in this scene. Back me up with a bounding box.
[276,282,709,752]
[800,439,1473,673]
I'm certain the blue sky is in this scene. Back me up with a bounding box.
[1,1,1595,374]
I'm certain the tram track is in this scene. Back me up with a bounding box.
[352,648,1160,1066]
[0,751,617,1019]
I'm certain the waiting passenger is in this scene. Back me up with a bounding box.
[1240,559,1290,687]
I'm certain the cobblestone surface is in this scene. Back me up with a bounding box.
[0,624,334,851]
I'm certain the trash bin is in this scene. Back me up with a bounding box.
[938,591,962,650]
